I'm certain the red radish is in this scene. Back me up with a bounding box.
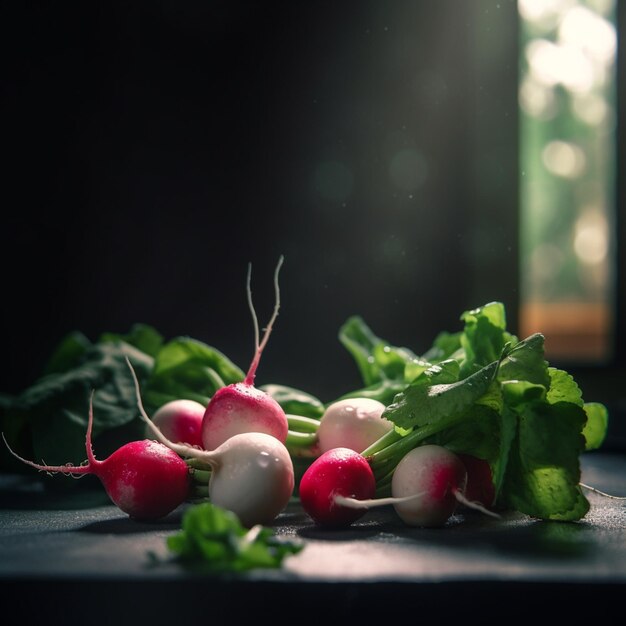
[457,453,496,509]
[149,399,205,449]
[2,393,191,521]
[316,398,393,454]
[201,257,289,451]
[129,360,294,527]
[299,448,377,528]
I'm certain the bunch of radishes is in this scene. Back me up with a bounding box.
[4,256,499,531]
[297,396,499,528]
[5,258,295,527]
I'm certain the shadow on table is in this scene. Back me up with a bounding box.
[77,508,186,534]
[0,473,112,510]
[293,505,596,559]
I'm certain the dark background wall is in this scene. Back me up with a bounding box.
[1,1,519,403]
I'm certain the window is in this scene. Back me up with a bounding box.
[518,0,617,364]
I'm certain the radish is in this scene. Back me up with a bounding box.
[299,447,377,528]
[201,257,289,451]
[391,445,499,527]
[128,360,294,527]
[2,393,191,521]
[298,447,427,528]
[390,445,469,526]
[299,445,500,528]
[149,399,206,449]
[316,398,394,454]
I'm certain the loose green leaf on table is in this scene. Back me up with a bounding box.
[164,502,303,571]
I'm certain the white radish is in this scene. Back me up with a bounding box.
[316,398,393,454]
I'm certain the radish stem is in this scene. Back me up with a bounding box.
[286,430,318,448]
[361,428,404,457]
[287,414,321,433]
[191,469,212,484]
[369,414,469,475]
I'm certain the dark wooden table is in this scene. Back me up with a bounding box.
[1,450,625,625]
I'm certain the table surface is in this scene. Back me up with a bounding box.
[1,450,625,624]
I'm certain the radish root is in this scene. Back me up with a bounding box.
[244,255,284,386]
[334,491,427,510]
[453,489,501,518]
[126,357,220,469]
[580,482,626,500]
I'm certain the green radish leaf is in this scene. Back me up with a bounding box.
[42,331,92,376]
[423,403,500,461]
[546,367,583,406]
[99,323,164,358]
[459,301,517,377]
[338,315,418,386]
[164,502,303,571]
[498,333,551,388]
[144,337,245,412]
[336,378,408,407]
[582,402,609,451]
[260,384,325,418]
[499,381,589,521]
[382,359,499,431]
[5,340,153,467]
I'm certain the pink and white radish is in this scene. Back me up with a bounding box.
[391,445,478,527]
[2,393,191,521]
[299,444,499,528]
[148,399,206,449]
[316,398,394,454]
[201,257,289,451]
[129,360,294,528]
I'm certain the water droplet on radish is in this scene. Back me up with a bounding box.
[257,451,271,468]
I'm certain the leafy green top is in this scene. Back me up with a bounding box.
[342,301,609,522]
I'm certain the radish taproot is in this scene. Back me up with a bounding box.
[316,398,394,454]
[128,360,294,528]
[149,399,206,449]
[2,393,191,521]
[201,257,289,451]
